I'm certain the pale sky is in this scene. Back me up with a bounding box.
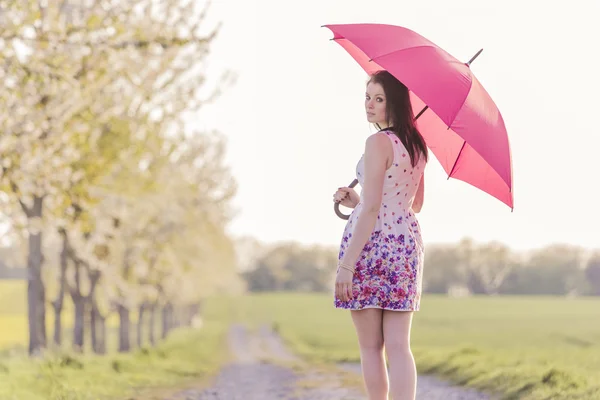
[195,0,600,251]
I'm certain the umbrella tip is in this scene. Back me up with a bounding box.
[466,48,485,66]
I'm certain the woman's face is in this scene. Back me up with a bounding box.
[365,82,387,126]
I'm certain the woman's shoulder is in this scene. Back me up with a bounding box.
[365,131,394,150]
[363,132,395,165]
[366,129,396,141]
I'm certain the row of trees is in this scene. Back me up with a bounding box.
[425,239,600,296]
[240,237,600,297]
[238,237,338,293]
[0,0,241,356]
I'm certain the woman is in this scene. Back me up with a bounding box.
[332,70,428,400]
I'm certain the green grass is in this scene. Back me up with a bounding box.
[233,292,600,400]
[0,326,226,400]
[0,286,236,400]
[5,279,600,400]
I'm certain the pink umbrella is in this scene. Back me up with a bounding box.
[324,23,513,216]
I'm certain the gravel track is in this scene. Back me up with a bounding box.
[166,324,495,400]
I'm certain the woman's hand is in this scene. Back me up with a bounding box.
[335,268,354,302]
[333,187,360,209]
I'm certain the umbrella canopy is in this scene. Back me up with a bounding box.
[324,23,513,209]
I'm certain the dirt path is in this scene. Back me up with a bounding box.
[166,324,363,400]
[166,324,494,400]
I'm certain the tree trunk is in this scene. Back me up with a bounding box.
[90,292,107,354]
[72,296,85,352]
[52,229,69,347]
[118,249,132,352]
[88,270,101,353]
[70,260,85,352]
[26,195,46,356]
[136,303,146,348]
[97,314,107,354]
[118,304,131,352]
[148,303,156,346]
[90,299,97,352]
[161,303,173,339]
[52,302,62,348]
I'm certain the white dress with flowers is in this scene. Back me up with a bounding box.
[334,130,426,311]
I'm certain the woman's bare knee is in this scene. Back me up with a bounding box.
[363,336,385,351]
[385,339,411,356]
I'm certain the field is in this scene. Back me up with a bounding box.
[234,292,600,400]
[0,281,29,351]
[2,282,600,399]
[0,281,233,400]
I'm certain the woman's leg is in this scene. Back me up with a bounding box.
[382,310,416,400]
[351,308,388,400]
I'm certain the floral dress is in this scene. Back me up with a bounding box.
[334,130,426,311]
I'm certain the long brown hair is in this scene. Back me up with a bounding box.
[368,70,428,168]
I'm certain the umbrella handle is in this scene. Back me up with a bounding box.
[334,179,359,220]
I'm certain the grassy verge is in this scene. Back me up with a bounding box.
[0,296,235,400]
[233,292,600,400]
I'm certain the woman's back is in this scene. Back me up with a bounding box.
[348,129,426,253]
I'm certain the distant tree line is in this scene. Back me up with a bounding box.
[423,238,600,296]
[240,238,600,296]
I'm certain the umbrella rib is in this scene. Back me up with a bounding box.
[447,140,466,179]
[367,44,437,63]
